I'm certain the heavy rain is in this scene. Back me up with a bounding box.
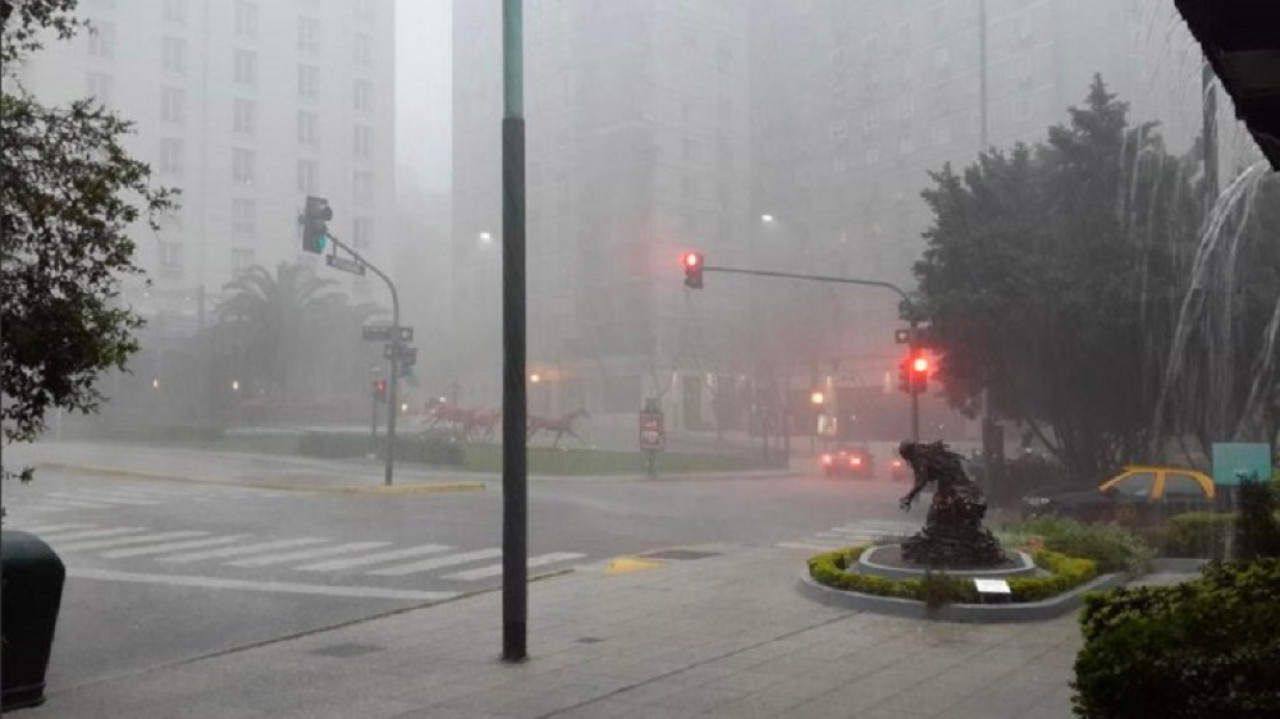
[1,1,1277,716]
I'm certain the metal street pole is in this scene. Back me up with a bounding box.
[323,234,399,485]
[909,318,920,443]
[501,0,529,664]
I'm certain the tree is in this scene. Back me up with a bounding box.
[912,76,1204,479]
[1,1,175,469]
[215,262,381,410]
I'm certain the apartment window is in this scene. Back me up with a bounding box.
[296,160,318,193]
[353,125,373,157]
[235,1,258,38]
[159,138,184,176]
[297,111,318,145]
[898,135,916,154]
[232,248,255,274]
[298,17,320,55]
[353,171,373,203]
[232,148,256,185]
[86,72,114,105]
[233,98,256,136]
[161,36,186,74]
[865,147,881,165]
[162,0,187,25]
[353,79,373,112]
[233,50,257,85]
[87,21,115,58]
[353,34,372,69]
[353,217,372,248]
[160,87,185,124]
[933,124,952,146]
[231,199,256,236]
[159,241,184,272]
[298,64,319,99]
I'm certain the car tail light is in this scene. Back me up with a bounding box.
[851,456,863,466]
[821,454,833,465]
[891,459,903,469]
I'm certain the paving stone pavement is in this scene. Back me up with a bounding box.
[17,546,1095,719]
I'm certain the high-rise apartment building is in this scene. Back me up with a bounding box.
[452,1,751,428]
[17,0,397,325]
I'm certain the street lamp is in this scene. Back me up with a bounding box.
[529,373,541,384]
[479,231,493,244]
[230,380,240,392]
[760,214,775,224]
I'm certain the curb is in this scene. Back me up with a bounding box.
[38,463,486,495]
[795,570,1127,623]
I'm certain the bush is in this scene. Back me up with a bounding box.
[1236,479,1280,560]
[807,545,1097,605]
[1145,512,1235,559]
[1004,516,1154,574]
[297,431,464,466]
[1072,559,1280,718]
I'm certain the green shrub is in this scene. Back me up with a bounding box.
[1235,479,1280,560]
[1152,512,1235,559]
[1005,516,1154,574]
[297,431,464,466]
[807,546,1096,605]
[1072,558,1280,718]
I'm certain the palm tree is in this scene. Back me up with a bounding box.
[215,262,347,401]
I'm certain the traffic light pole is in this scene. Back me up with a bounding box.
[699,265,921,443]
[325,234,401,486]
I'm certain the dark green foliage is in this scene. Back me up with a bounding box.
[1235,479,1280,560]
[1008,516,1155,573]
[1,0,175,479]
[807,546,1097,604]
[297,431,464,466]
[1072,559,1280,718]
[1148,512,1236,559]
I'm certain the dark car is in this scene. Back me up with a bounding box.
[821,445,873,478]
[1020,465,1219,525]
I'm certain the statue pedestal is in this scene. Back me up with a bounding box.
[858,544,1040,582]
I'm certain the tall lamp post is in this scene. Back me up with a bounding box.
[501,0,529,663]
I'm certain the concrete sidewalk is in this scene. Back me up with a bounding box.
[20,546,1085,719]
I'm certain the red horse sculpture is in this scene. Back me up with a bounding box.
[527,408,590,447]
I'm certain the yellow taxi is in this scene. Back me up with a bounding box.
[1021,465,1217,524]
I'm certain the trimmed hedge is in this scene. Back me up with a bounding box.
[807,545,1098,604]
[1072,559,1280,718]
[1142,512,1235,559]
[1001,516,1154,574]
[297,431,464,466]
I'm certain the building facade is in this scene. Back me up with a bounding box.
[17,0,397,319]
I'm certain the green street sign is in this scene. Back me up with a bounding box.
[1212,442,1273,486]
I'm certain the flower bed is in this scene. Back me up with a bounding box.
[807,543,1098,604]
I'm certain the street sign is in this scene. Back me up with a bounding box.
[326,254,366,276]
[362,325,413,343]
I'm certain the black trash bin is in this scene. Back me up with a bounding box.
[1,530,66,710]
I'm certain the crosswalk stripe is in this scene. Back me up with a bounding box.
[10,523,95,534]
[294,544,453,572]
[67,568,458,602]
[442,552,586,581]
[778,542,843,551]
[225,541,391,568]
[158,538,329,563]
[42,499,116,509]
[41,528,147,542]
[367,548,503,577]
[57,531,209,552]
[103,535,252,559]
[47,491,159,506]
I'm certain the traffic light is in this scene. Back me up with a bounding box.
[910,354,930,393]
[373,378,388,402]
[399,346,417,377]
[299,195,333,254]
[682,251,704,289]
[897,356,912,393]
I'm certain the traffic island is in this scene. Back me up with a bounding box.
[796,543,1127,623]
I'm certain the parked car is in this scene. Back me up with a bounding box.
[1020,465,1218,525]
[821,445,874,478]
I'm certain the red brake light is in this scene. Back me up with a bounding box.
[851,456,862,466]
[821,454,833,465]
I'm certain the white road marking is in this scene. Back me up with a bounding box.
[442,552,586,581]
[225,541,391,568]
[57,531,209,552]
[41,528,147,542]
[47,491,159,506]
[158,538,329,563]
[102,535,252,559]
[367,548,504,577]
[778,542,842,551]
[41,499,116,509]
[8,523,95,534]
[295,544,453,572]
[66,568,458,602]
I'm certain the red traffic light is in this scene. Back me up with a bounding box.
[373,378,388,401]
[912,356,929,373]
[682,251,704,289]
